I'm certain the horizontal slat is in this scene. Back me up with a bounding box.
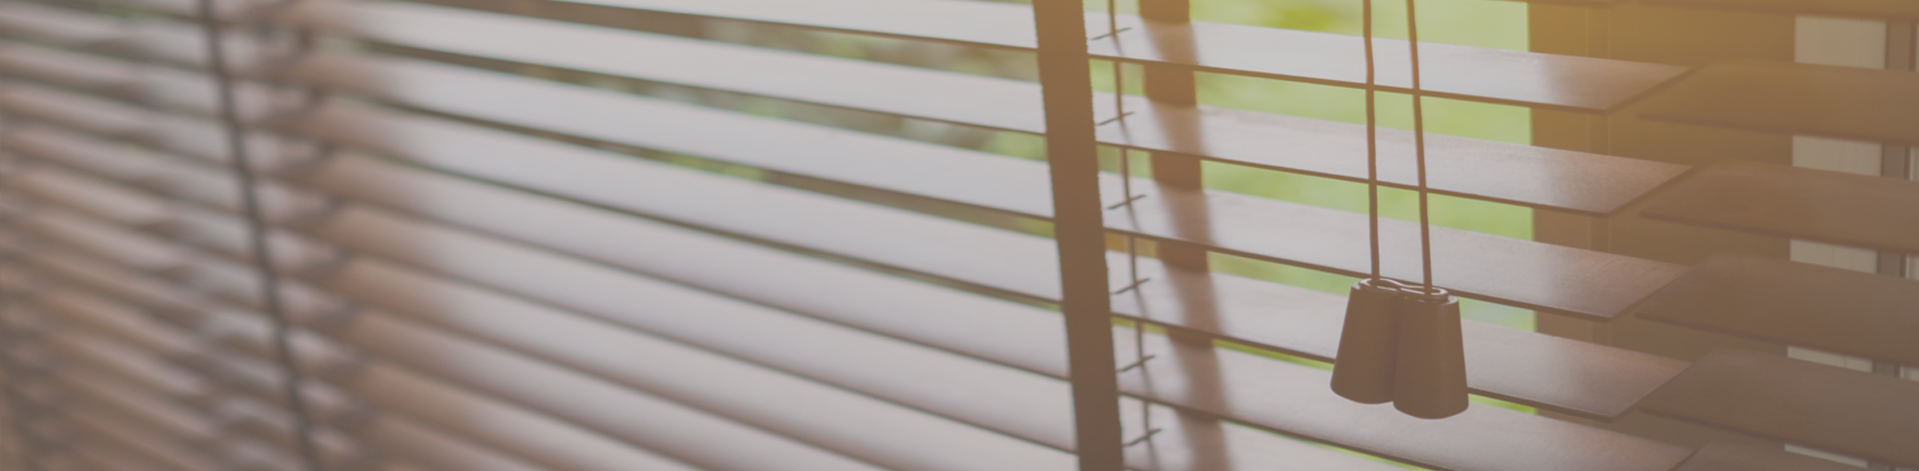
[5,154,1415,471]
[1637,60,1919,144]
[0,1,1690,216]
[18,334,222,471]
[277,0,1673,111]
[273,55,1694,319]
[6,253,724,471]
[0,2,268,68]
[295,219,1412,471]
[36,325,208,400]
[1638,349,1919,468]
[0,1,123,45]
[283,0,1686,216]
[1086,101,1688,217]
[12,305,492,471]
[1669,440,1872,471]
[49,320,684,471]
[33,290,206,362]
[59,407,216,471]
[1,112,1709,471]
[13,251,830,471]
[1639,160,1919,254]
[38,367,334,471]
[55,373,217,448]
[0,80,1692,420]
[336,302,1074,471]
[26,210,1082,471]
[8,205,1091,471]
[1111,320,1692,471]
[7,242,884,471]
[1643,0,1919,20]
[366,415,556,471]
[1634,251,1919,365]
[3,43,1696,422]
[3,85,1696,422]
[1079,20,1682,113]
[74,447,173,471]
[282,54,1689,319]
[41,218,1696,471]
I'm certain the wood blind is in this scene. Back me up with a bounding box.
[0,0,1911,470]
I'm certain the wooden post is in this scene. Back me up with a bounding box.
[1033,1,1124,470]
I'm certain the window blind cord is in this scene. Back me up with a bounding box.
[1362,0,1380,280]
[1093,1,1133,127]
[1095,0,1162,447]
[1097,2,1146,299]
[1404,0,1434,292]
[1107,0,1125,122]
[192,1,326,470]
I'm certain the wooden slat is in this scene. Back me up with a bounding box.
[1639,349,1919,468]
[284,156,1683,419]
[7,146,1094,466]
[1639,160,1919,254]
[0,4,1691,216]
[22,286,706,471]
[44,209,1696,471]
[2,125,1708,471]
[14,202,1076,471]
[1634,251,1919,365]
[338,304,1078,471]
[278,0,1666,111]
[0,86,1691,420]
[7,95,1683,419]
[23,294,481,471]
[13,248,858,471]
[0,2,124,45]
[37,328,209,399]
[58,406,218,471]
[283,1,1687,216]
[366,416,557,471]
[1082,20,1683,112]
[1089,101,1688,217]
[0,39,1694,323]
[1108,186,1685,319]
[5,160,1442,471]
[54,370,219,443]
[1642,0,1919,21]
[74,447,175,471]
[1669,440,1876,471]
[414,0,1627,53]
[272,57,1692,320]
[1638,60,1919,144]
[23,215,1407,471]
[13,197,1092,471]
[1115,328,1692,471]
[0,2,267,69]
[1114,265,1688,419]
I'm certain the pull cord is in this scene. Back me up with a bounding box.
[1403,0,1435,292]
[1362,0,1380,281]
[192,1,325,470]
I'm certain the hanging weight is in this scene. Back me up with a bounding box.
[1391,287,1468,419]
[1330,278,1404,404]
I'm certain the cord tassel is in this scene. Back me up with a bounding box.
[1332,279,1469,419]
[1330,278,1401,404]
[1392,287,1468,419]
